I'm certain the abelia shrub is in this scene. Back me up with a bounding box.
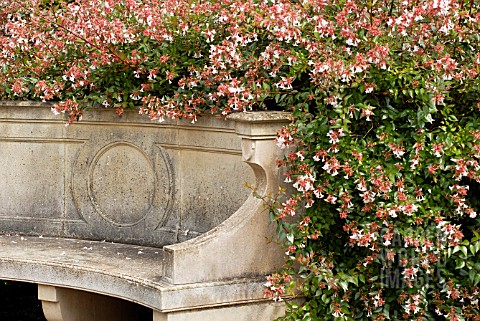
[1,0,480,320]
[267,1,480,321]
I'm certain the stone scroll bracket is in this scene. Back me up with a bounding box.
[162,112,291,285]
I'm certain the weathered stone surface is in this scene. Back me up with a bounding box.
[153,302,286,321]
[89,143,156,225]
[0,104,292,321]
[163,111,291,284]
[39,285,142,321]
[0,235,277,312]
[0,143,64,219]
[0,102,253,246]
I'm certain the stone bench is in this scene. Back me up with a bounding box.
[0,102,290,321]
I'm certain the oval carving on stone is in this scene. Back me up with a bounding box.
[89,143,155,226]
[71,131,175,246]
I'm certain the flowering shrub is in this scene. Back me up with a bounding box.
[265,1,480,321]
[2,0,480,320]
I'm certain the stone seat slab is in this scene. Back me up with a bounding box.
[0,234,267,313]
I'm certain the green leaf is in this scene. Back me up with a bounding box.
[359,274,365,284]
[350,275,358,286]
[321,293,328,303]
[470,244,476,255]
[339,280,348,292]
[474,274,480,286]
[460,246,468,258]
[469,269,476,283]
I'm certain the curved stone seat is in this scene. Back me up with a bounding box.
[0,235,267,313]
[0,102,290,321]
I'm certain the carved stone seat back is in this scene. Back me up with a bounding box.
[0,101,255,247]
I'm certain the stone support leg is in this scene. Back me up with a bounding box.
[38,285,140,321]
[153,301,286,321]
